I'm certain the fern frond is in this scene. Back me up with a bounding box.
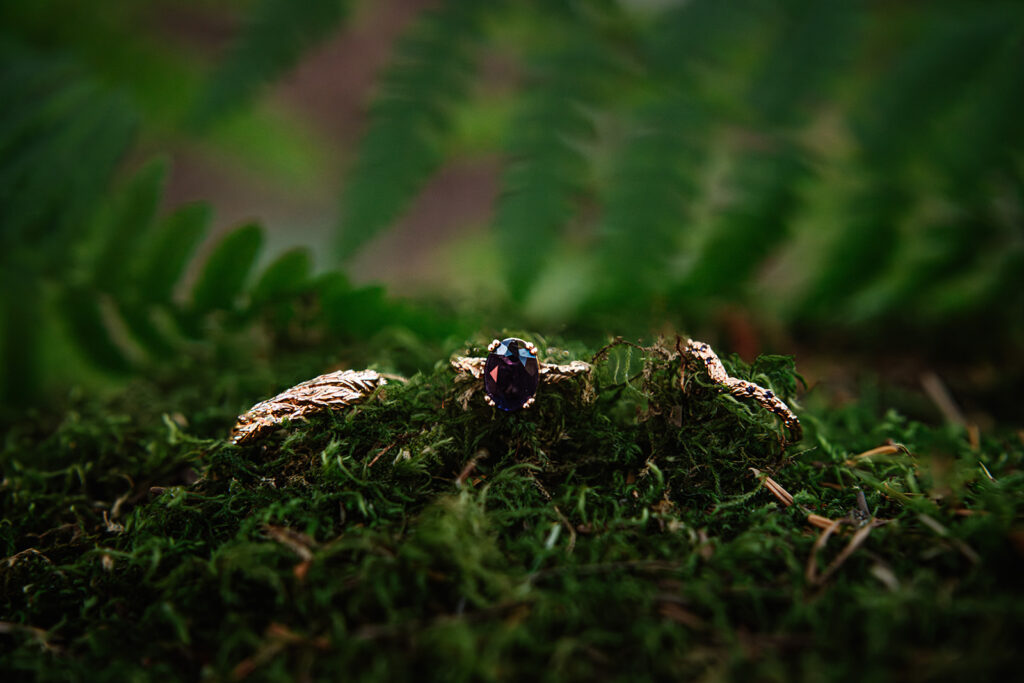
[842,199,1011,325]
[88,157,167,292]
[595,97,706,300]
[494,33,627,298]
[927,24,1024,193]
[920,245,1024,322]
[336,0,493,261]
[678,145,808,300]
[854,3,1021,166]
[0,264,42,399]
[136,202,211,304]
[55,284,133,374]
[587,0,783,308]
[646,0,769,98]
[745,0,859,128]
[792,180,906,321]
[655,1,854,300]
[191,0,353,128]
[0,57,136,256]
[807,3,1024,328]
[0,45,137,398]
[250,247,313,307]
[190,223,265,315]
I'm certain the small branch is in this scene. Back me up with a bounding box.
[368,441,399,468]
[455,449,489,487]
[0,621,60,653]
[806,514,837,530]
[528,473,576,555]
[263,525,315,562]
[920,371,966,426]
[807,518,891,586]
[763,475,794,507]
[844,442,908,466]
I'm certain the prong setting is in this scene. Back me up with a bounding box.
[482,337,541,411]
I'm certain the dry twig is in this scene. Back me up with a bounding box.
[806,519,886,586]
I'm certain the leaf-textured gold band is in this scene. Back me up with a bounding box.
[230,369,388,445]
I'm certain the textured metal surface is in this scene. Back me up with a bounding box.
[231,341,798,444]
[681,338,803,445]
[450,355,593,410]
[539,360,593,383]
[450,356,592,382]
[230,369,388,444]
[450,356,486,379]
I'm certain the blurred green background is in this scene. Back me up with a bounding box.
[1,0,1022,419]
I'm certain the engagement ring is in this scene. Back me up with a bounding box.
[229,335,801,447]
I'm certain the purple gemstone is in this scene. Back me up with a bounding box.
[483,337,539,411]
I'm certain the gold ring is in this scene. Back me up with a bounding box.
[230,369,388,445]
[228,336,800,447]
[679,337,803,445]
[450,337,591,411]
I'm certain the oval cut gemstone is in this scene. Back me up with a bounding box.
[483,337,539,411]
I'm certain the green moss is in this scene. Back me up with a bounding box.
[2,341,1023,681]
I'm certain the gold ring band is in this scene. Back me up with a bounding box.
[229,337,801,447]
[230,369,388,445]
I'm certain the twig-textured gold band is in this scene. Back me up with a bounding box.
[681,338,803,445]
[230,369,387,444]
[450,356,592,382]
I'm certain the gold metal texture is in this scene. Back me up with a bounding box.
[230,369,388,445]
[680,338,802,445]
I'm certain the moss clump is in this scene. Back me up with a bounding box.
[2,341,1023,681]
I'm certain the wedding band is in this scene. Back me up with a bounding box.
[680,338,802,445]
[230,369,388,445]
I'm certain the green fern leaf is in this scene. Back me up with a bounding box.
[494,37,625,298]
[589,0,776,307]
[746,0,858,128]
[0,78,135,255]
[920,245,1024,320]
[90,157,167,292]
[928,28,1024,192]
[855,4,1020,165]
[191,0,352,127]
[190,223,264,314]
[0,50,79,153]
[845,215,991,324]
[0,265,42,399]
[647,0,767,92]
[89,160,181,359]
[595,97,706,300]
[137,202,211,304]
[336,0,492,261]
[116,303,175,357]
[0,45,138,395]
[249,247,312,307]
[677,147,807,298]
[793,181,906,321]
[55,285,132,374]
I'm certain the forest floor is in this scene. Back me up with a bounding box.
[2,339,1022,681]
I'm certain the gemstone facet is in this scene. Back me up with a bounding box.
[483,337,539,411]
